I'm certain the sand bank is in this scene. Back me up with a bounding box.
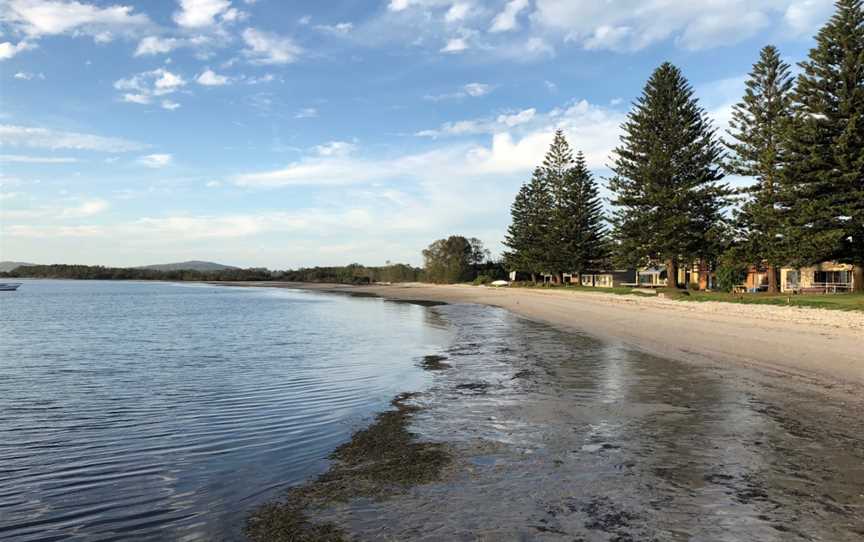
[221,282,864,389]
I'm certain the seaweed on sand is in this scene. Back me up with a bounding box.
[246,393,452,542]
[245,505,348,542]
[419,355,451,371]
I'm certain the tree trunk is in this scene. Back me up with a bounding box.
[666,258,678,289]
[531,273,537,284]
[766,264,778,294]
[698,259,709,291]
[853,264,863,293]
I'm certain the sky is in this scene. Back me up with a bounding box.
[0,0,839,269]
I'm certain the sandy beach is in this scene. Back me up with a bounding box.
[236,283,864,541]
[224,282,864,390]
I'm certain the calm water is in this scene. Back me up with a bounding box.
[0,281,450,541]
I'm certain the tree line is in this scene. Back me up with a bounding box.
[0,264,274,282]
[0,263,426,284]
[277,263,423,284]
[502,0,864,293]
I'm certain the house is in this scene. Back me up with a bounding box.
[780,262,856,293]
[578,269,636,288]
[508,271,532,282]
[678,260,715,290]
[744,264,771,292]
[636,261,716,290]
[637,266,667,287]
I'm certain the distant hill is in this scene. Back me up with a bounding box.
[136,260,239,272]
[0,261,36,272]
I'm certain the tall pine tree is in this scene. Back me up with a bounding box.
[505,132,609,282]
[543,130,577,282]
[784,0,864,292]
[609,63,729,288]
[726,45,794,293]
[504,166,552,282]
[558,151,609,275]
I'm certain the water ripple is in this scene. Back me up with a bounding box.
[0,280,450,541]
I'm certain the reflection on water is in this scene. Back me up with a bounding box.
[0,281,450,541]
[332,304,864,541]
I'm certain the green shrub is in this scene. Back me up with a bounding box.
[716,264,746,293]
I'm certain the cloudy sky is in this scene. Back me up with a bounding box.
[0,0,837,268]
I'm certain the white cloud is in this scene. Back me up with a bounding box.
[233,158,381,188]
[295,107,318,119]
[242,27,302,64]
[197,68,230,85]
[0,41,36,60]
[0,154,78,163]
[314,141,357,157]
[417,107,538,137]
[244,73,275,84]
[134,36,181,56]
[583,25,632,51]
[489,0,528,32]
[315,22,353,34]
[445,2,471,23]
[535,0,829,52]
[237,98,625,189]
[440,37,467,53]
[161,100,181,110]
[416,120,484,138]
[3,224,107,237]
[60,198,108,218]
[1,0,149,38]
[497,108,535,127]
[138,153,173,168]
[13,71,45,80]
[122,93,151,104]
[424,82,493,101]
[115,69,186,105]
[173,0,234,28]
[522,37,554,57]
[388,0,411,11]
[463,82,492,97]
[784,0,834,36]
[0,124,148,152]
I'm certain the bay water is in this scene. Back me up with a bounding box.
[0,281,450,541]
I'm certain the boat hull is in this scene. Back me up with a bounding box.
[0,283,22,291]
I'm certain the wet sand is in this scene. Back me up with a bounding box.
[228,282,864,541]
[222,281,864,390]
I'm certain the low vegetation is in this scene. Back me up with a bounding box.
[659,289,864,312]
[508,282,864,312]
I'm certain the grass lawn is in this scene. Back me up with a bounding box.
[507,283,864,312]
[660,289,864,312]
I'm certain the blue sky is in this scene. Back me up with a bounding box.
[0,0,837,268]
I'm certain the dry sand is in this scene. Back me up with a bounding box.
[225,282,864,390]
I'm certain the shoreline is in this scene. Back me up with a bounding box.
[214,281,864,391]
[241,287,864,540]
